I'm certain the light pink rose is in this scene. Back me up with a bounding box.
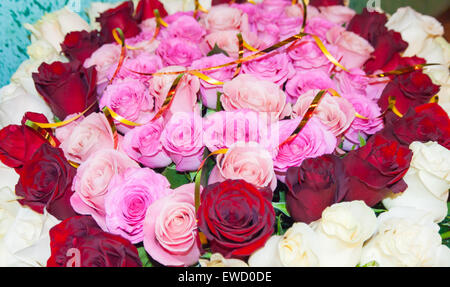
[157,38,202,67]
[275,16,303,39]
[285,70,336,104]
[126,30,160,58]
[105,167,171,244]
[100,78,154,132]
[202,110,279,156]
[274,117,337,180]
[208,142,277,191]
[162,15,206,43]
[261,0,290,17]
[84,43,122,88]
[326,26,375,70]
[122,118,172,169]
[148,66,200,119]
[161,112,205,172]
[190,54,235,109]
[285,3,320,18]
[292,90,356,136]
[55,112,115,164]
[366,74,390,101]
[143,183,201,267]
[71,149,139,230]
[106,53,164,83]
[305,17,337,40]
[222,74,290,122]
[242,51,295,87]
[334,68,370,99]
[204,30,242,58]
[286,38,337,73]
[202,5,245,32]
[318,5,356,26]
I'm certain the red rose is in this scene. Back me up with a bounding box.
[47,216,142,267]
[197,180,275,259]
[347,9,388,45]
[15,144,77,220]
[135,0,168,23]
[378,55,426,75]
[61,30,103,64]
[32,61,98,121]
[382,103,450,149]
[0,113,55,171]
[310,0,344,7]
[378,71,440,115]
[343,133,412,207]
[285,154,348,224]
[97,1,141,44]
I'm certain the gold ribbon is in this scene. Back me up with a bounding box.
[154,9,168,28]
[102,106,143,127]
[368,63,440,78]
[110,28,127,85]
[194,0,208,19]
[24,121,58,147]
[234,33,245,78]
[151,73,186,121]
[102,107,120,149]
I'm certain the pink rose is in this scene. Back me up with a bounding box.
[157,38,202,67]
[208,142,277,191]
[71,149,139,230]
[286,38,337,73]
[190,54,235,109]
[285,70,336,103]
[292,90,356,136]
[285,3,320,18]
[222,74,290,122]
[105,167,171,244]
[318,5,356,26]
[143,183,201,267]
[274,117,337,180]
[162,15,206,43]
[203,110,279,155]
[148,66,200,119]
[161,112,205,172]
[100,78,153,132]
[204,30,242,58]
[334,68,370,99]
[275,16,303,39]
[326,26,374,70]
[84,43,122,89]
[202,5,245,32]
[55,112,115,163]
[241,51,295,87]
[305,17,337,40]
[122,118,172,169]
[106,53,163,83]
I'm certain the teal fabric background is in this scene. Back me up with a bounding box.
[0,0,448,88]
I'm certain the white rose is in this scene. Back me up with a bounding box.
[0,163,19,191]
[248,223,319,267]
[383,142,450,223]
[27,40,60,63]
[312,201,377,267]
[199,253,248,267]
[86,2,123,31]
[159,0,212,15]
[360,207,449,267]
[24,7,90,52]
[386,7,444,57]
[0,187,60,267]
[0,83,53,128]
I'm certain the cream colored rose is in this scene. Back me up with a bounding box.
[0,83,53,128]
[312,201,377,267]
[0,187,60,267]
[360,207,450,267]
[248,223,319,267]
[159,0,212,15]
[27,40,60,63]
[199,253,248,267]
[383,141,450,223]
[386,7,444,57]
[24,7,90,52]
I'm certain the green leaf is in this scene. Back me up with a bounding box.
[200,252,212,260]
[356,261,379,267]
[273,202,290,217]
[53,116,61,123]
[162,164,190,189]
[205,108,217,116]
[276,214,284,236]
[358,132,367,147]
[216,92,223,111]
[137,247,153,267]
[207,43,230,57]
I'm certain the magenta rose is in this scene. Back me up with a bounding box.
[285,70,336,103]
[163,15,206,43]
[287,39,336,73]
[143,183,201,267]
[105,167,171,243]
[157,38,203,67]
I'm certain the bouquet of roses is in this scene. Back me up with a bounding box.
[0,0,449,267]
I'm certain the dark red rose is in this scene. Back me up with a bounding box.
[15,144,76,220]
[61,30,103,64]
[378,71,440,115]
[285,154,348,224]
[32,61,98,121]
[97,1,141,44]
[347,9,388,45]
[310,0,344,7]
[381,103,450,149]
[47,216,142,267]
[343,133,412,206]
[363,30,408,74]
[135,0,167,23]
[197,180,275,259]
[379,55,426,75]
[0,113,55,171]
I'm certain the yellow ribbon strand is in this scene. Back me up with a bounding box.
[112,27,140,50]
[326,88,369,120]
[151,73,186,121]
[430,95,439,104]
[189,71,224,85]
[233,33,245,78]
[102,106,143,127]
[154,9,168,28]
[102,107,120,149]
[24,121,58,147]
[368,63,441,78]
[308,34,349,73]
[388,96,403,118]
